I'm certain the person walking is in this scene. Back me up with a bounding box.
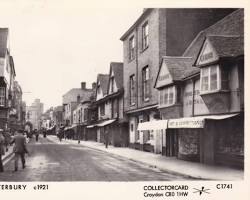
[4,130,11,152]
[34,129,39,142]
[104,127,109,149]
[11,130,29,172]
[0,129,5,172]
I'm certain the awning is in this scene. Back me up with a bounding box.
[168,113,239,129]
[137,120,168,131]
[96,119,116,127]
[86,124,96,128]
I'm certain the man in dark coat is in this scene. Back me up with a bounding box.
[11,130,29,171]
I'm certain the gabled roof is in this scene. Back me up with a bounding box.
[163,57,195,81]
[207,35,243,58]
[0,28,9,58]
[183,9,244,58]
[109,62,123,90]
[155,56,199,88]
[96,74,109,96]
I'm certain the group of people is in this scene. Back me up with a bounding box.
[0,129,30,173]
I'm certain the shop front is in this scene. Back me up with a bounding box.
[167,113,243,168]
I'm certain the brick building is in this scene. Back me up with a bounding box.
[120,8,236,153]
[62,82,93,126]
[153,9,244,168]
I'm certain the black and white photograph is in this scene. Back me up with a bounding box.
[0,0,248,199]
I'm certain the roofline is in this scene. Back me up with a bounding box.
[120,8,153,41]
[183,8,243,56]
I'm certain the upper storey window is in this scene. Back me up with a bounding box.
[129,36,135,61]
[142,22,149,50]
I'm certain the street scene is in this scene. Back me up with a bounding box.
[1,136,197,181]
[0,6,244,182]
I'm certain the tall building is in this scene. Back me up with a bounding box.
[152,9,243,168]
[120,8,237,152]
[0,28,17,130]
[26,99,44,130]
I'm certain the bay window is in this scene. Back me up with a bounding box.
[200,64,228,93]
[159,86,176,107]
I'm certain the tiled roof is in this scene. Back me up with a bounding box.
[97,74,109,95]
[207,35,243,58]
[0,28,8,58]
[161,56,198,81]
[110,62,123,89]
[183,9,244,58]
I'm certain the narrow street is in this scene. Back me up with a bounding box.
[0,137,194,181]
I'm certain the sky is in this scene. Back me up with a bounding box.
[0,0,143,111]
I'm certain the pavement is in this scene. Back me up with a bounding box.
[2,145,14,164]
[47,135,244,181]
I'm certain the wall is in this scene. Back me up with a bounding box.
[229,63,240,112]
[183,79,209,117]
[123,9,161,112]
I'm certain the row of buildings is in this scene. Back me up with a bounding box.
[0,28,26,133]
[59,8,244,169]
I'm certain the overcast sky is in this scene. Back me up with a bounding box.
[0,0,143,111]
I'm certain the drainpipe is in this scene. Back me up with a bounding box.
[135,27,139,109]
[192,79,195,117]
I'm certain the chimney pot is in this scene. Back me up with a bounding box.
[81,82,86,89]
[92,82,97,89]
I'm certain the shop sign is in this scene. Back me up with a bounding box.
[196,40,218,66]
[168,118,204,128]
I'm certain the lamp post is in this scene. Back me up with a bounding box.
[78,110,81,144]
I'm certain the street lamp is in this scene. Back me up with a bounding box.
[78,110,81,144]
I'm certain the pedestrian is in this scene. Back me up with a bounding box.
[11,129,29,172]
[4,129,11,152]
[104,127,109,149]
[34,129,39,142]
[0,129,5,172]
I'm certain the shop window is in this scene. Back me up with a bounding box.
[112,99,118,118]
[216,124,244,156]
[142,66,150,101]
[129,75,135,105]
[0,87,5,106]
[83,108,87,121]
[159,86,176,107]
[129,36,135,61]
[100,104,105,116]
[142,22,149,50]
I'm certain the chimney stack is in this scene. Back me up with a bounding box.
[81,82,86,89]
[92,82,97,89]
